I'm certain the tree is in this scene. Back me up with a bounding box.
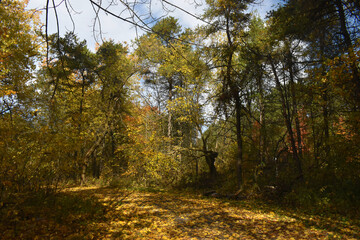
[37,33,135,184]
[136,17,184,141]
[42,33,98,184]
[264,0,360,202]
[204,0,255,189]
[94,40,134,178]
[271,0,360,109]
[0,0,42,200]
[0,0,40,109]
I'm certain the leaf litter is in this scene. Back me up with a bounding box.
[1,186,359,239]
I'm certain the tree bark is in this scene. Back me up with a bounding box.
[202,136,218,181]
[225,6,243,189]
[168,79,173,140]
[257,69,266,165]
[81,129,108,185]
[287,50,303,160]
[269,56,304,180]
[234,96,244,188]
[79,74,86,185]
[335,0,360,109]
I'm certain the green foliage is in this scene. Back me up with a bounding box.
[152,16,182,44]
[0,0,44,205]
[0,0,40,98]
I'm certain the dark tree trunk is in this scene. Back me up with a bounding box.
[201,136,218,182]
[80,75,86,185]
[205,151,218,181]
[257,70,266,165]
[335,0,360,109]
[92,150,101,179]
[225,8,243,189]
[234,96,244,188]
[269,57,304,181]
[288,51,303,160]
[168,79,173,140]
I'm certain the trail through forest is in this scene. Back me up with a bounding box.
[2,186,359,239]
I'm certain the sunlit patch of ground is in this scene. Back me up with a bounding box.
[62,186,101,192]
[1,186,359,239]
[80,187,359,239]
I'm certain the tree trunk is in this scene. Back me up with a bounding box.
[319,35,331,163]
[288,50,303,160]
[235,96,244,188]
[202,137,218,182]
[269,57,304,180]
[335,0,360,109]
[168,79,173,140]
[257,71,266,165]
[81,129,108,184]
[81,164,86,185]
[205,152,218,180]
[323,89,330,153]
[79,75,86,185]
[225,8,243,189]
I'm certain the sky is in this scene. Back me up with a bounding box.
[26,0,279,51]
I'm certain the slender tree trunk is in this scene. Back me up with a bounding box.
[79,76,86,185]
[269,57,304,180]
[323,88,330,157]
[288,51,303,159]
[318,36,331,163]
[225,7,243,188]
[195,158,199,179]
[258,71,266,165]
[335,0,360,109]
[168,79,173,143]
[235,96,243,188]
[309,108,318,165]
[81,164,86,185]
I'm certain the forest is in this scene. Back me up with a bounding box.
[1,0,360,239]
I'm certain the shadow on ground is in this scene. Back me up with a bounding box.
[0,187,113,239]
[107,191,360,239]
[1,187,359,239]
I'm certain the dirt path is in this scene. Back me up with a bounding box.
[2,187,359,239]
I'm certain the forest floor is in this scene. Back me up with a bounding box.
[1,186,360,239]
